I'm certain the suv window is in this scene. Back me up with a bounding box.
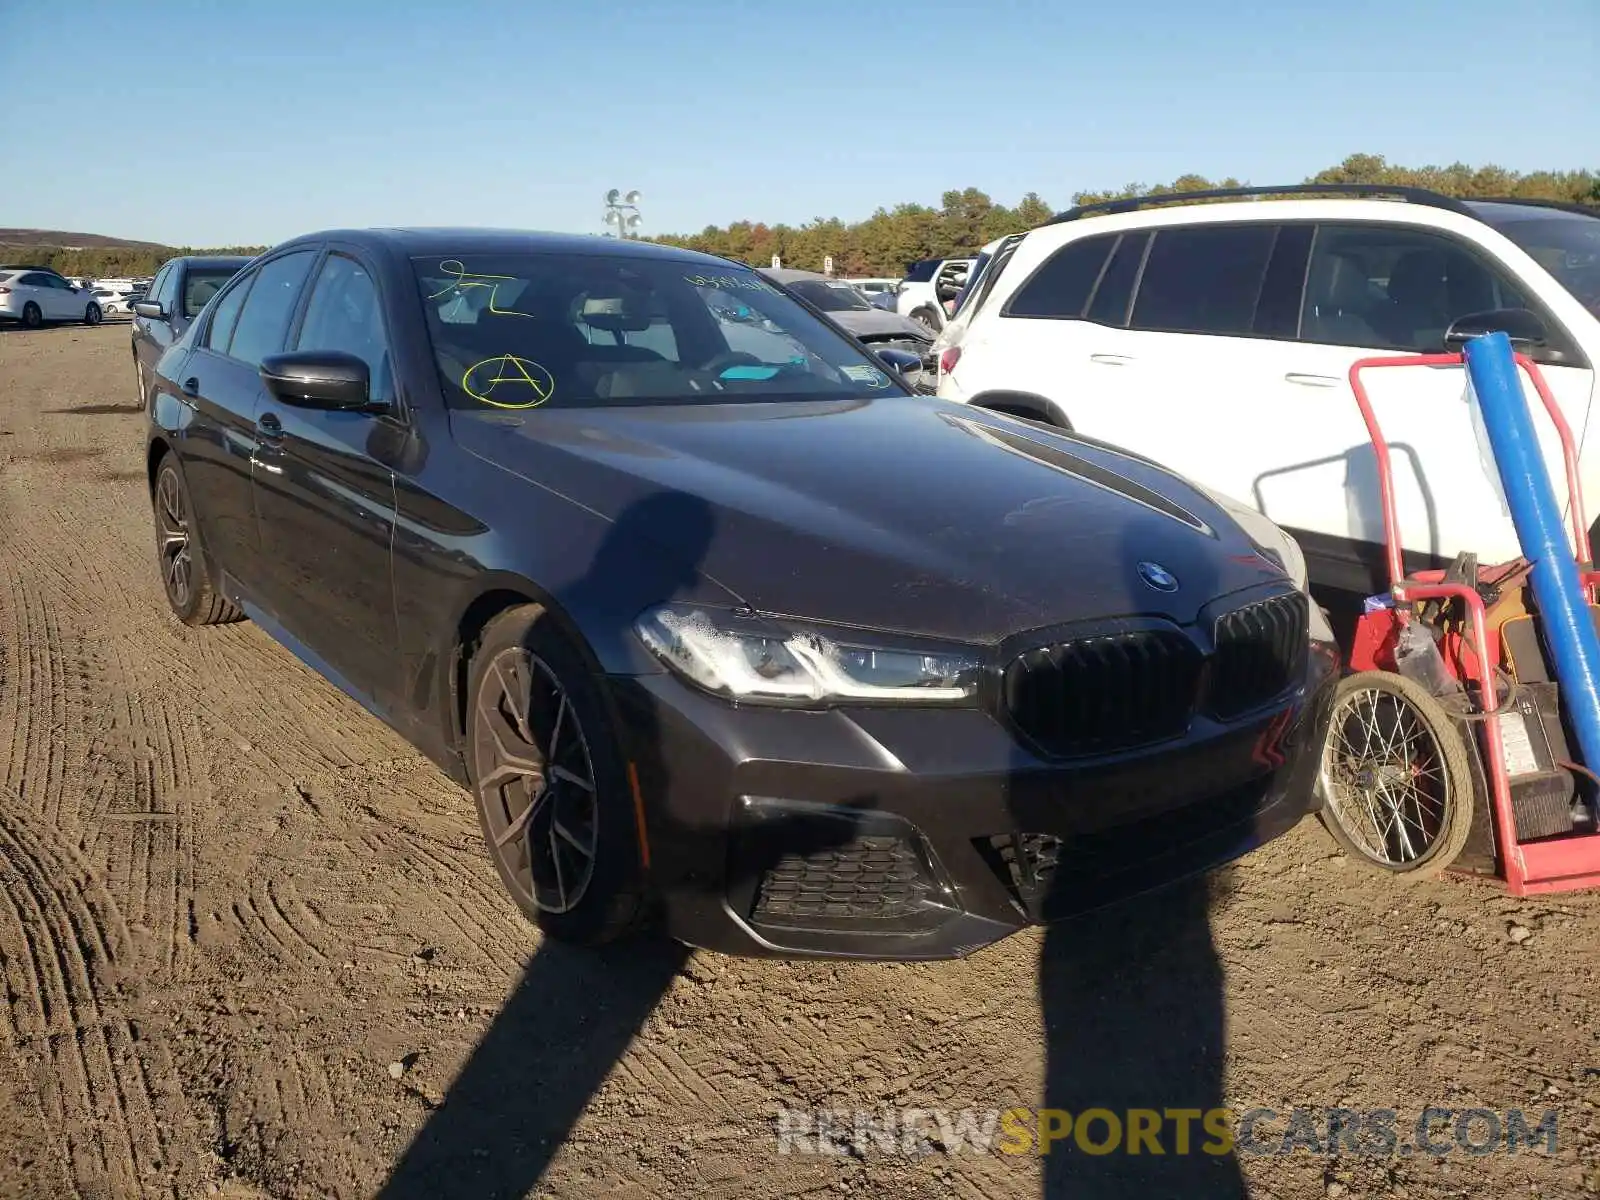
[203,269,255,353]
[183,267,239,319]
[1006,234,1117,318]
[903,260,939,283]
[1130,225,1278,336]
[1085,232,1150,326]
[227,251,317,367]
[18,273,51,287]
[295,254,393,401]
[1302,223,1532,353]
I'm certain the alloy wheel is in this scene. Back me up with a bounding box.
[472,646,599,914]
[155,468,193,609]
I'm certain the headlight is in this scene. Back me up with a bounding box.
[1196,486,1308,591]
[635,605,982,706]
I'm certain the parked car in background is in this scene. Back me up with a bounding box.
[132,255,252,403]
[936,185,1600,597]
[844,277,900,303]
[930,234,1027,375]
[94,286,138,317]
[759,267,932,354]
[0,265,103,327]
[896,256,973,334]
[142,226,1334,960]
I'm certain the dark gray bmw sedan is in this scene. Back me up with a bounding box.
[142,228,1337,959]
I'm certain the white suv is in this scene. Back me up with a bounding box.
[936,186,1600,596]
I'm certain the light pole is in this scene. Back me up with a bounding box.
[603,189,643,239]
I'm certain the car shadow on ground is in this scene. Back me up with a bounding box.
[377,487,1256,1199]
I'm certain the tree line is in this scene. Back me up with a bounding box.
[651,153,1600,276]
[2,243,269,279]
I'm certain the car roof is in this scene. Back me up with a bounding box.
[759,267,832,283]
[274,227,733,268]
[174,254,253,269]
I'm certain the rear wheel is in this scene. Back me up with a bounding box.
[21,303,42,330]
[465,606,649,945]
[83,302,102,326]
[151,454,244,626]
[910,307,941,335]
[1317,670,1474,877]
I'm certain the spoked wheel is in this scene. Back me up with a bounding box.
[466,606,648,943]
[1318,671,1474,877]
[21,303,42,330]
[150,454,243,626]
[83,302,102,326]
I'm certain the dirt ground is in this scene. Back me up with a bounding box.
[0,323,1595,1200]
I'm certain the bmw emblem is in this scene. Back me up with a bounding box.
[1137,561,1179,592]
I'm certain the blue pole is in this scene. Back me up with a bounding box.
[1464,332,1600,775]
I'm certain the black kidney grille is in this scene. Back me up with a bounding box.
[1002,629,1202,757]
[1210,592,1309,719]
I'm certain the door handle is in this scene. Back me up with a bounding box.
[1284,373,1340,388]
[181,377,199,397]
[1089,353,1134,366]
[257,412,284,442]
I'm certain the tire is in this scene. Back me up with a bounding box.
[21,303,42,330]
[151,453,245,626]
[910,307,942,335]
[464,605,649,945]
[83,302,102,326]
[1317,670,1474,878]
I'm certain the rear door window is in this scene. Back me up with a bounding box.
[1129,225,1278,336]
[226,251,317,367]
[203,269,256,354]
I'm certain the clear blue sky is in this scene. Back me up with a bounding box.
[2,0,1595,248]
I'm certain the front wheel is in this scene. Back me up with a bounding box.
[83,302,102,326]
[465,606,649,945]
[1317,670,1474,877]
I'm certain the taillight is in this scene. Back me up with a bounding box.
[938,346,961,375]
[0,287,10,295]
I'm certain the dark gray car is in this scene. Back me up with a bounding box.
[759,268,932,352]
[132,256,251,403]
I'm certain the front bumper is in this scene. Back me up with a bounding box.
[608,636,1339,961]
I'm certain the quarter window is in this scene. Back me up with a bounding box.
[1301,224,1531,353]
[227,251,317,367]
[1129,225,1277,336]
[295,254,393,401]
[1005,234,1116,319]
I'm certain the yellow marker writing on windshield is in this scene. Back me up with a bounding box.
[429,259,534,317]
[463,355,555,409]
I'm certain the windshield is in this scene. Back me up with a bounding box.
[414,254,908,410]
[183,268,239,318]
[787,279,873,312]
[1482,211,1600,317]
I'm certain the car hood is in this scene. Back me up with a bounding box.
[455,398,1291,645]
[828,308,930,341]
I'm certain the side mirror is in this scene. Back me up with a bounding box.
[260,350,379,411]
[132,301,166,320]
[1443,308,1549,351]
[873,347,924,376]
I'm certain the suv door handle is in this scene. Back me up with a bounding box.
[257,412,284,442]
[1090,353,1133,366]
[181,377,199,397]
[1285,373,1340,388]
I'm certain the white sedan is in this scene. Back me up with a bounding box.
[0,267,105,327]
[91,286,139,317]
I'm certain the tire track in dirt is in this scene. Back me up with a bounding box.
[0,800,188,1199]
